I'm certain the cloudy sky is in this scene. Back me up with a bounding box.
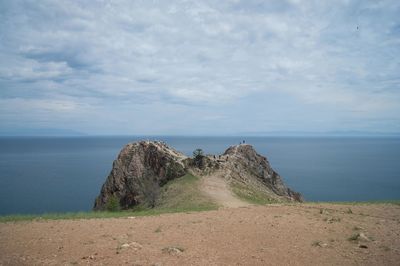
[0,0,399,135]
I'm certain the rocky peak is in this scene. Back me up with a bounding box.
[93,141,187,210]
[222,144,303,202]
[224,144,270,166]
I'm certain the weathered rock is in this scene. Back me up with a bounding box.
[93,141,186,210]
[120,242,142,250]
[93,141,303,210]
[221,144,303,202]
[356,233,372,242]
[162,246,184,255]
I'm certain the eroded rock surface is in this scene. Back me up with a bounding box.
[222,144,303,202]
[93,141,186,210]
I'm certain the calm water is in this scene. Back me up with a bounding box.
[0,136,399,215]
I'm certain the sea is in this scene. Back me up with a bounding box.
[0,136,399,215]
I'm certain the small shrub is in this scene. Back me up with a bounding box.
[348,233,359,241]
[353,226,362,231]
[106,195,121,212]
[325,217,341,223]
[138,176,160,208]
[312,241,321,246]
[311,241,327,247]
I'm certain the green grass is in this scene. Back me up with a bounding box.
[0,210,142,223]
[0,205,218,223]
[0,174,218,223]
[156,173,219,211]
[230,181,280,205]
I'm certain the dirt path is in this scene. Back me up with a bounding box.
[1,203,399,265]
[200,173,250,208]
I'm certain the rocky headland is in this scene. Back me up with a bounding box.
[94,141,303,211]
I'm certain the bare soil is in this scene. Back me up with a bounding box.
[200,174,250,208]
[1,203,399,265]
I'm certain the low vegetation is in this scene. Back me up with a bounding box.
[105,195,121,212]
[0,174,218,223]
[230,181,279,205]
[348,233,360,241]
[137,175,160,208]
[156,173,218,211]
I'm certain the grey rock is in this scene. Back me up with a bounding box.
[162,246,184,255]
[357,233,372,242]
[222,144,303,202]
[93,141,186,210]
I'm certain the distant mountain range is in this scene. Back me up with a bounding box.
[0,128,398,137]
[234,130,400,137]
[0,128,86,137]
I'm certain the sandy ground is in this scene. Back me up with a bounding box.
[1,203,399,266]
[200,174,250,208]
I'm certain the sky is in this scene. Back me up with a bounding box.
[0,0,399,136]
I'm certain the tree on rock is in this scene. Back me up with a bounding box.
[193,148,204,168]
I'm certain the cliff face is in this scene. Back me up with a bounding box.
[222,144,303,202]
[93,141,186,210]
[94,141,302,210]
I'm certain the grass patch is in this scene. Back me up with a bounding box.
[230,181,279,205]
[311,240,328,247]
[312,240,321,246]
[345,208,353,214]
[0,206,216,223]
[348,233,359,241]
[0,174,218,223]
[0,211,136,223]
[323,217,341,223]
[156,173,219,211]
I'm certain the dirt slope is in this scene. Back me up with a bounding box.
[200,174,250,208]
[1,203,399,266]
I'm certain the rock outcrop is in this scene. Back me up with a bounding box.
[93,141,187,210]
[94,141,302,210]
[222,144,303,202]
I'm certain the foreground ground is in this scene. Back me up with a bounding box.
[1,203,399,265]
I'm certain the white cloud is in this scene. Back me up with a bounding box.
[0,0,399,134]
